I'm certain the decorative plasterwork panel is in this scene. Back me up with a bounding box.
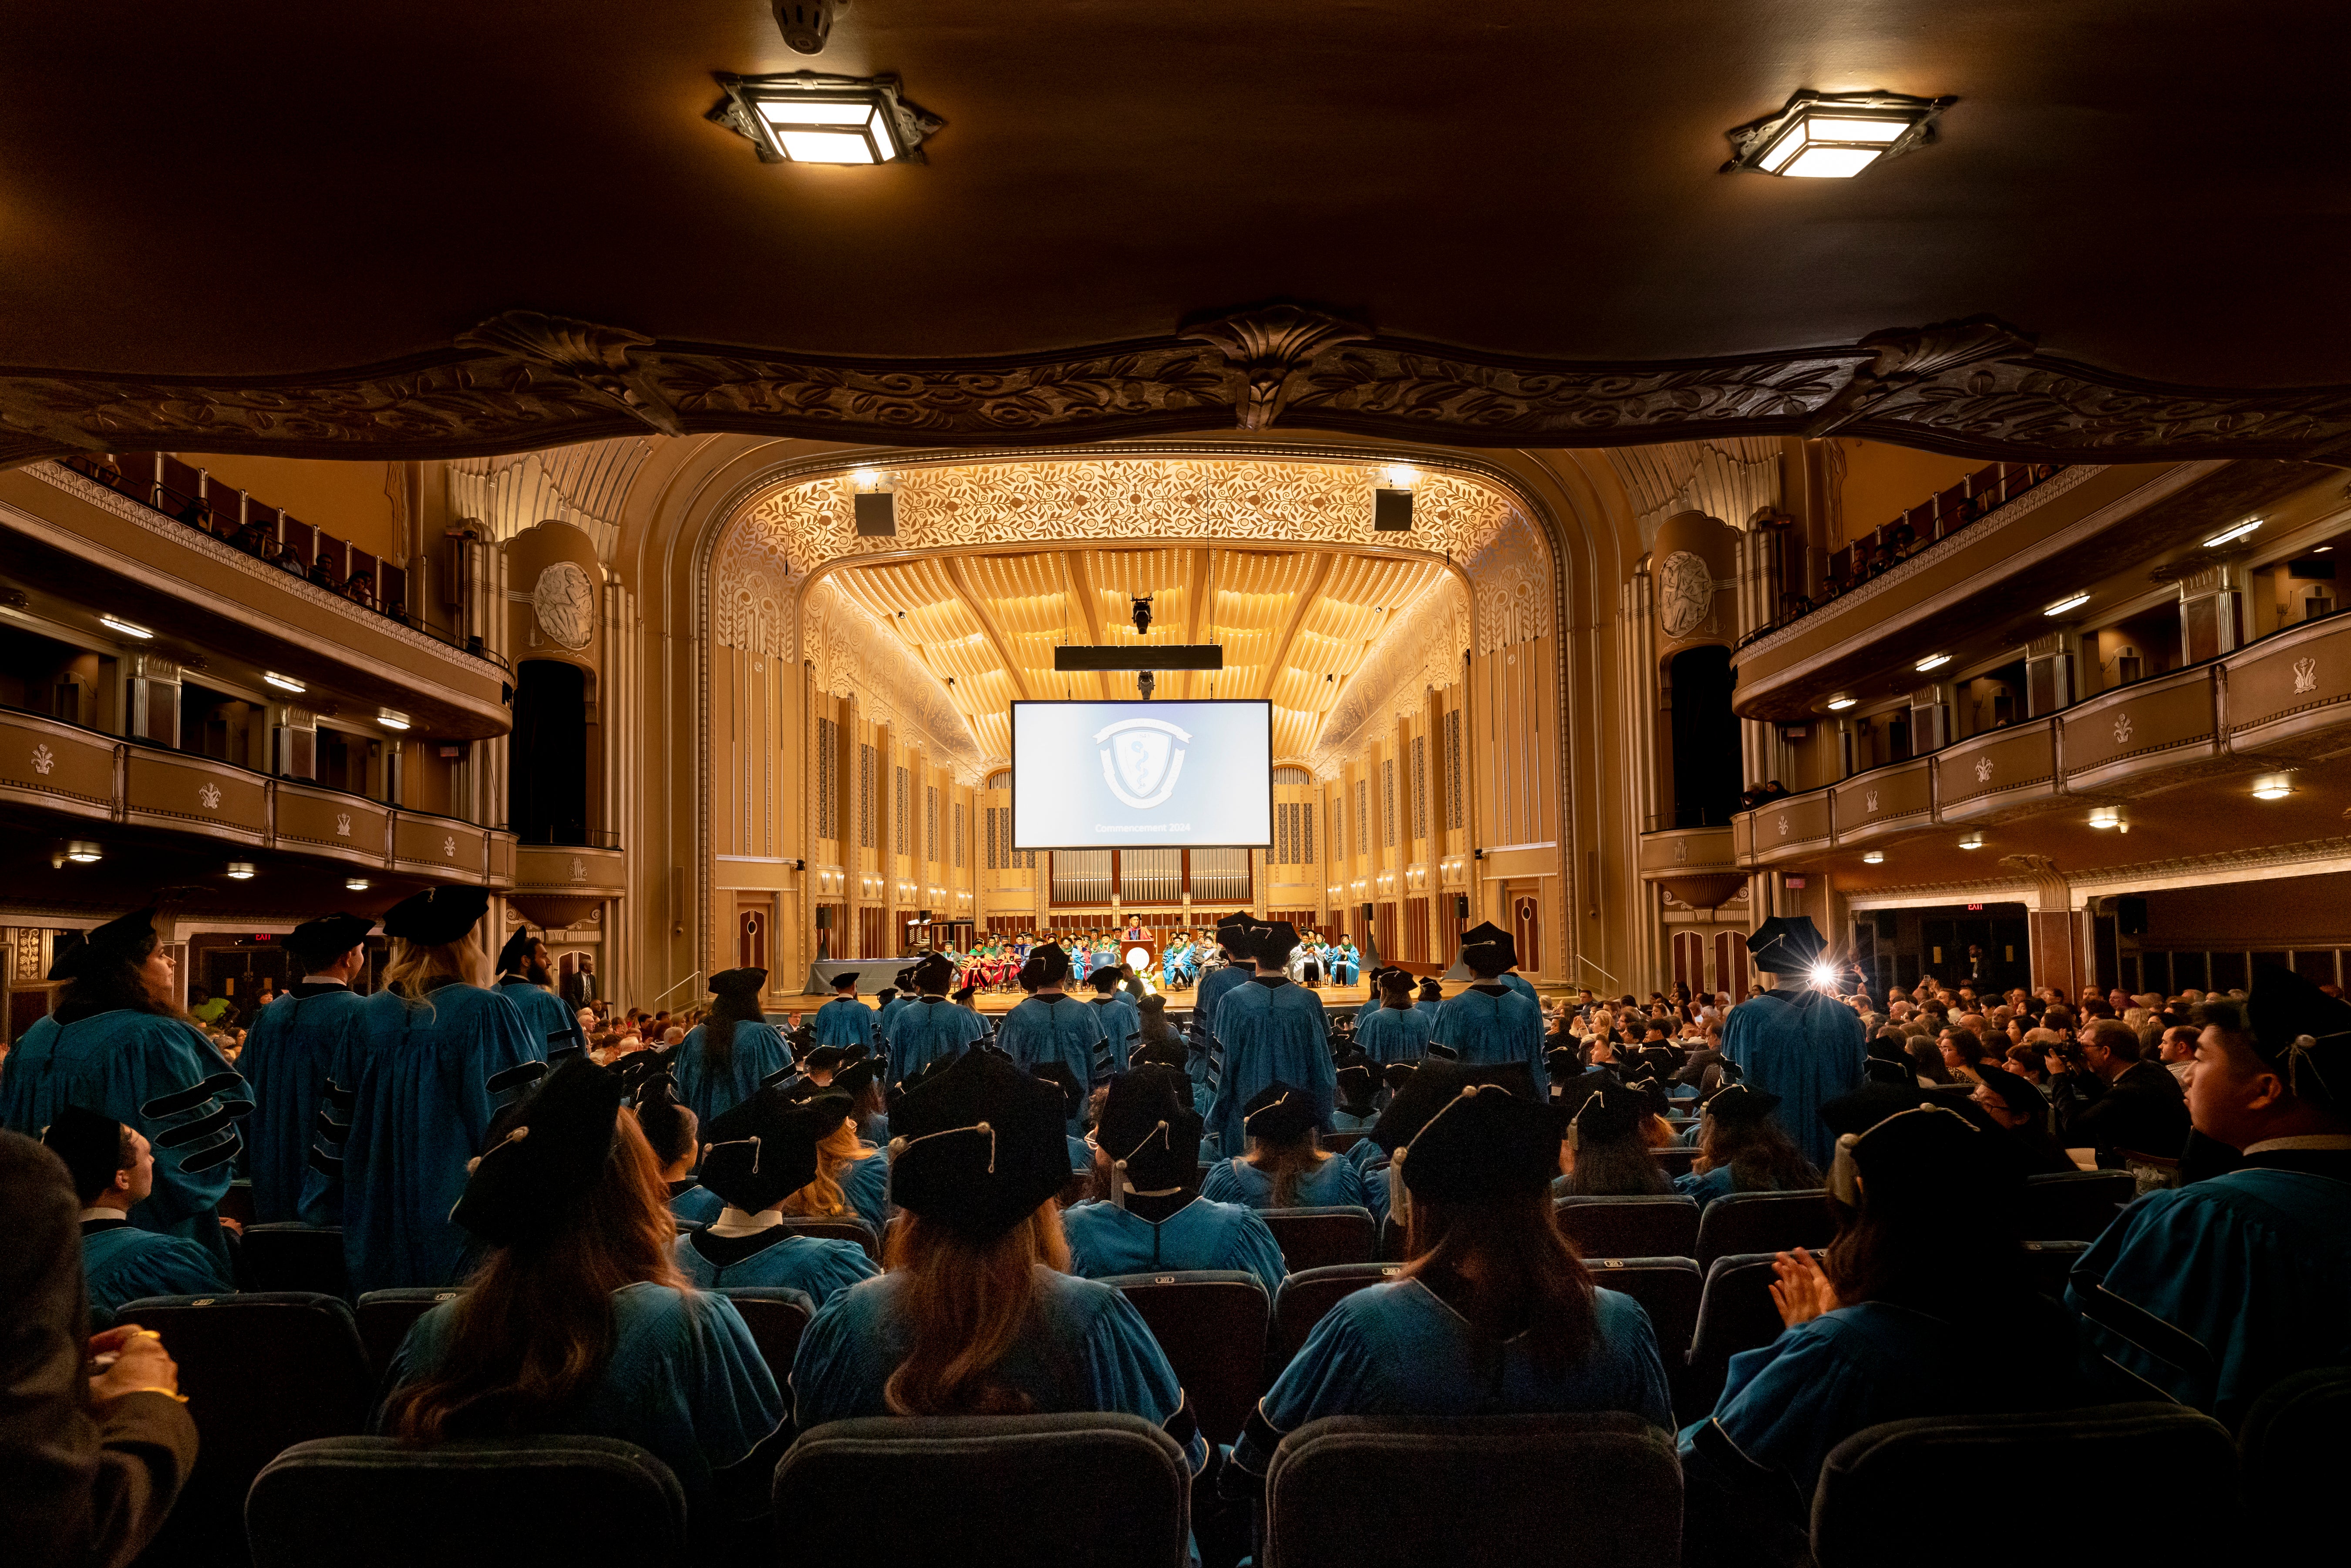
[12,308,2351,465]
[445,436,650,560]
[1607,439,1784,550]
[1469,512,1555,654]
[801,581,987,784]
[1310,578,1473,777]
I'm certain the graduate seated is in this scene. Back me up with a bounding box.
[631,1071,721,1227]
[1331,1060,1382,1132]
[1202,1081,1369,1211]
[780,1059,890,1234]
[1678,1105,2096,1565]
[1966,1067,2078,1175]
[1226,1065,1672,1505]
[375,1058,787,1526]
[792,1050,1207,1477]
[2067,969,2351,1428]
[1673,1084,1822,1206]
[1062,1068,1287,1298]
[673,1088,879,1303]
[1555,1082,1674,1198]
[43,1104,230,1317]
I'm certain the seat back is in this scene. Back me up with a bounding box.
[1260,1206,1378,1272]
[1262,1413,1681,1568]
[1693,1189,1834,1268]
[2238,1363,2351,1500]
[2017,1170,2139,1242]
[1100,1270,1270,1447]
[1652,1146,1699,1179]
[354,1288,465,1384]
[2019,1239,2090,1300]
[1587,1256,1704,1391]
[1684,1254,1785,1411]
[1379,1213,1409,1263]
[1554,1196,1701,1261]
[778,1215,881,1260]
[774,1413,1190,1568]
[1325,1130,1366,1156]
[719,1286,818,1386]
[114,1292,374,1568]
[1812,1404,2236,1567]
[247,1436,687,1568]
[239,1223,351,1298]
[1270,1263,1404,1370]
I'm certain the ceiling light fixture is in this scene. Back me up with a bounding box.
[2088,806,2122,830]
[345,877,371,891]
[1723,90,1954,179]
[1381,464,1419,491]
[1958,832,1985,850]
[264,673,306,693]
[2202,518,2263,548]
[1826,695,1857,711]
[1915,653,1951,672]
[709,71,943,165]
[2252,772,2296,801]
[1862,850,1885,864]
[378,709,411,731]
[100,614,153,640]
[225,861,256,880]
[67,840,103,863]
[2044,593,2091,617]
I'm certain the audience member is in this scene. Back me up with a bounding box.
[1675,1084,1821,1205]
[672,1088,877,1303]
[2051,1016,2190,1159]
[1555,1081,1673,1197]
[1203,1080,1367,1208]
[42,1107,229,1317]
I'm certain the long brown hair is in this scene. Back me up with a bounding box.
[56,927,181,1026]
[384,1114,687,1443]
[880,1202,1072,1416]
[1694,1113,1822,1192]
[1400,1187,1597,1373]
[781,1120,880,1217]
[1244,1129,1330,1207]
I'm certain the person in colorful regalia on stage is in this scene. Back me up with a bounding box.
[673,967,794,1127]
[240,910,374,1224]
[670,1085,878,1303]
[1329,936,1361,988]
[0,905,249,1271]
[1430,924,1548,1095]
[993,943,1111,1130]
[812,969,878,1051]
[1720,915,1866,1173]
[2065,965,2351,1428]
[884,952,988,1090]
[492,925,588,1060]
[1206,921,1335,1154]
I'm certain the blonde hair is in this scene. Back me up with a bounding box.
[781,1119,882,1218]
[881,1202,1071,1415]
[382,935,488,1004]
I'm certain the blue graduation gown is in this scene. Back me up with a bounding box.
[381,1282,784,1504]
[1354,997,1383,1027]
[670,1182,725,1227]
[1673,1164,1740,1206]
[1721,989,1866,1171]
[878,996,915,1039]
[1,1009,247,1261]
[670,1226,878,1303]
[321,983,543,1294]
[2067,1166,2351,1428]
[1233,1281,1671,1477]
[1207,979,1335,1155]
[240,985,369,1224]
[495,978,586,1058]
[1063,1198,1287,1299]
[997,995,1112,1106]
[673,1021,794,1127]
[1682,1296,2090,1498]
[1090,995,1140,1073]
[884,996,987,1087]
[811,996,876,1050]
[1201,1154,1368,1212]
[1355,1006,1431,1066]
[790,1269,1207,1475]
[839,1147,891,1233]
[1067,1134,1094,1173]
[1431,986,1548,1092]
[1414,998,1444,1026]
[1500,973,1540,1008]
[1331,1108,1379,1132]
[81,1217,231,1317]
[1196,965,1252,1047]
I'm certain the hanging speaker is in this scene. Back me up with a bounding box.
[1454,894,1469,919]
[814,906,832,929]
[1361,902,1376,922]
[853,492,896,536]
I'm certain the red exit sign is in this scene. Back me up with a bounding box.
[1967,903,1984,911]
[1784,876,1807,889]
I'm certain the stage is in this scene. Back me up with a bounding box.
[771,976,1540,1021]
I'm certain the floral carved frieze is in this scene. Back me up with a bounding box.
[11,308,2351,464]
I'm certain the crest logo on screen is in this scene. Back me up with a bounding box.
[1095,717,1193,809]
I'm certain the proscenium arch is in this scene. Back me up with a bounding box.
[689,439,1578,987]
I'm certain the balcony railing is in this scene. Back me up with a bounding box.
[52,453,505,668]
[1735,461,2070,652]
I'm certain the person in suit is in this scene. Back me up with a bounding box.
[2050,1016,2189,1159]
[561,953,597,1011]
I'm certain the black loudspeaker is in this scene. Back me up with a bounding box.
[1373,488,1414,532]
[815,906,832,929]
[1454,894,1469,918]
[1361,902,1376,922]
[853,492,896,536]
[2113,896,2148,937]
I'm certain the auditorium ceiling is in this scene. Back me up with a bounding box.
[826,546,1451,763]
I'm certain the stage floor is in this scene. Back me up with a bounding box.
[773,976,1560,1020]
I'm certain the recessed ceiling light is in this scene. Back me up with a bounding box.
[1826,695,1857,711]
[67,840,103,863]
[225,861,256,880]
[2203,518,2263,548]
[1724,90,1953,179]
[1862,850,1885,864]
[709,72,941,165]
[100,614,153,640]
[1914,653,1950,672]
[264,673,306,693]
[2252,772,2296,801]
[2044,593,2090,616]
[378,709,411,731]
[1958,832,1985,850]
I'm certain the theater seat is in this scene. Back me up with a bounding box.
[1260,1206,1378,1272]
[778,1215,881,1260]
[1811,1404,2236,1567]
[1261,1413,1681,1568]
[1587,1257,1704,1413]
[1684,1254,1784,1412]
[2017,1170,2139,1242]
[718,1286,817,1386]
[2237,1363,2351,1494]
[1554,1195,1701,1260]
[1693,1189,1834,1268]
[1379,1214,1409,1263]
[247,1436,687,1568]
[1270,1263,1404,1372]
[239,1223,351,1298]
[354,1288,465,1384]
[1101,1270,1270,1447]
[1652,1146,1700,1179]
[1325,1130,1366,1156]
[774,1413,1191,1568]
[114,1292,374,1568]
[2019,1239,2090,1300]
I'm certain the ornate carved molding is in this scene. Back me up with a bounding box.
[13,306,2351,463]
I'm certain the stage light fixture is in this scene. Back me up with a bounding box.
[709,71,942,165]
[1724,91,1953,179]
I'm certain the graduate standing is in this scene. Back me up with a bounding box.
[883,952,989,1089]
[812,971,878,1051]
[1357,970,1434,1065]
[238,910,374,1223]
[315,886,545,1295]
[0,907,248,1268]
[492,925,589,1059]
[43,1105,230,1318]
[1088,966,1141,1073]
[1206,921,1336,1154]
[1431,924,1548,1093]
[1721,916,1866,1172]
[994,943,1112,1126]
[672,1087,879,1302]
[673,968,793,1126]
[1190,912,1259,1103]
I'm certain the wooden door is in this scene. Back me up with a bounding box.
[1673,931,1703,996]
[1712,930,1747,998]
[1511,891,1542,979]
[735,898,768,973]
